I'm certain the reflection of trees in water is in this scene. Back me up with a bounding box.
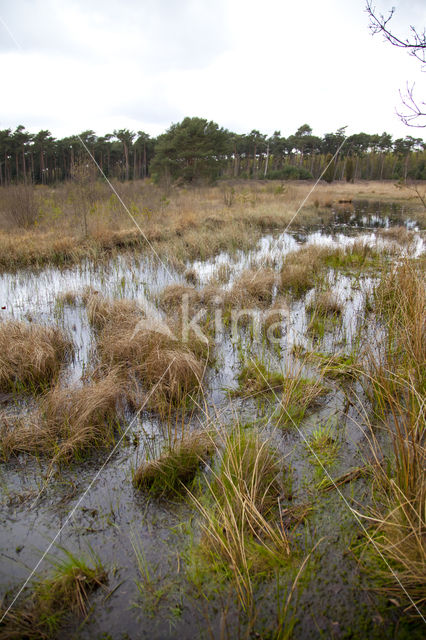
[333,200,407,228]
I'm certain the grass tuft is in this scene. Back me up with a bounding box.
[190,425,290,612]
[0,321,73,393]
[275,371,328,427]
[0,548,107,639]
[306,422,340,467]
[0,369,122,461]
[133,430,214,495]
[228,268,276,307]
[232,358,285,397]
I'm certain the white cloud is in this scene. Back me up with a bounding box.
[0,0,424,139]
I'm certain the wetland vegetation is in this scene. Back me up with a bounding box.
[0,174,424,639]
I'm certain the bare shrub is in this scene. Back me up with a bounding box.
[0,183,39,229]
[69,161,99,236]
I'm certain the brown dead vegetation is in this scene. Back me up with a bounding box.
[0,369,122,462]
[307,290,343,316]
[86,293,143,330]
[0,321,73,392]
[279,245,328,296]
[158,284,202,313]
[0,180,417,272]
[377,225,416,247]
[227,268,276,307]
[86,293,206,413]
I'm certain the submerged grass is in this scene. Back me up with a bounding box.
[304,350,360,381]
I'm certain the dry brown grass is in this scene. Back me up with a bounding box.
[377,226,416,247]
[0,369,122,461]
[200,283,225,306]
[158,284,202,312]
[279,244,329,296]
[0,411,55,460]
[56,290,79,305]
[133,430,214,495]
[85,293,143,330]
[141,348,203,411]
[227,268,276,307]
[307,290,343,316]
[0,321,73,392]
[0,180,417,273]
[280,263,315,296]
[92,295,206,412]
[43,370,122,461]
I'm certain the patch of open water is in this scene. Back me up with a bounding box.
[0,202,424,639]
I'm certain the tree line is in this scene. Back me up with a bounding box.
[0,117,425,187]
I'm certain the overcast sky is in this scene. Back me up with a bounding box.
[0,0,425,140]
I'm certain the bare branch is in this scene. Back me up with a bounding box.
[396,83,426,128]
[365,2,425,127]
[365,1,426,64]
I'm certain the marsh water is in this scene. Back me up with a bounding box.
[0,199,424,639]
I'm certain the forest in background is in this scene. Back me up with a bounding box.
[1,117,425,186]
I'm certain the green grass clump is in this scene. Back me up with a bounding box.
[275,375,328,427]
[0,548,107,639]
[231,358,285,398]
[190,425,290,612]
[306,423,340,467]
[322,241,382,272]
[133,431,214,496]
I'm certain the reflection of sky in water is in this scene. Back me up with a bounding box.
[0,205,423,382]
[0,202,423,630]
